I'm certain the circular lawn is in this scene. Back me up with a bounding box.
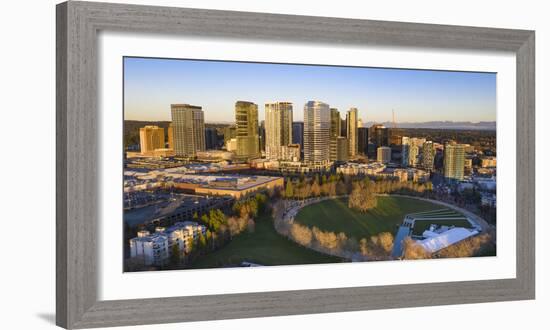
[293,195,460,240]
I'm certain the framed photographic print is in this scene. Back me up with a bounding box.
[56,1,535,328]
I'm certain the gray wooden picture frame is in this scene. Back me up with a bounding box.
[56,1,535,328]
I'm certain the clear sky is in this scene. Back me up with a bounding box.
[123,57,496,123]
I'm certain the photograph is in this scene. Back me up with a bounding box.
[122,57,497,272]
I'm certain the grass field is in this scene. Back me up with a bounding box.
[294,196,459,240]
[190,214,342,269]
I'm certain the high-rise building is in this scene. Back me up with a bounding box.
[223,125,236,144]
[171,104,206,157]
[409,141,420,166]
[358,118,363,128]
[235,101,260,160]
[377,146,391,164]
[370,124,389,148]
[401,136,426,167]
[421,141,435,170]
[139,125,165,155]
[167,124,174,150]
[292,122,304,149]
[336,137,349,162]
[401,136,410,167]
[303,101,330,165]
[357,127,368,155]
[258,120,266,153]
[444,143,465,180]
[265,102,293,160]
[329,108,341,161]
[340,117,347,137]
[205,127,219,150]
[346,108,358,158]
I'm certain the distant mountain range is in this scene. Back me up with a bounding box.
[362,121,496,130]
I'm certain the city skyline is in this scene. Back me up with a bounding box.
[123,57,496,123]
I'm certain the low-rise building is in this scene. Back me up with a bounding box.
[194,175,284,198]
[336,162,386,176]
[225,138,237,152]
[481,156,497,168]
[411,168,430,183]
[129,221,206,266]
[281,144,301,162]
[129,231,169,266]
[195,150,235,162]
[393,168,409,182]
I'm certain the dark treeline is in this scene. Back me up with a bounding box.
[392,128,496,152]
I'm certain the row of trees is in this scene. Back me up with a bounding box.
[284,221,395,260]
[401,230,495,260]
[283,174,434,202]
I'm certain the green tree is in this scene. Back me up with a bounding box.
[285,180,294,198]
[170,243,181,265]
[198,233,207,252]
[205,230,213,250]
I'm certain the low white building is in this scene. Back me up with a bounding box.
[129,221,206,266]
[417,226,479,254]
[129,231,170,266]
[337,162,386,176]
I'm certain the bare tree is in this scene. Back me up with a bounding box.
[290,223,313,247]
[402,237,431,260]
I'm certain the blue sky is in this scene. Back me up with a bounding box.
[123,57,496,123]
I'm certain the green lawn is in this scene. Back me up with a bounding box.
[190,214,342,269]
[294,196,456,240]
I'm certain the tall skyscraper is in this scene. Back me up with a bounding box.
[265,102,293,160]
[303,101,330,165]
[370,124,389,148]
[346,108,358,158]
[357,127,368,155]
[401,136,426,167]
[258,120,266,153]
[340,117,347,137]
[292,122,304,149]
[421,141,435,170]
[139,125,165,155]
[444,143,465,180]
[235,101,260,160]
[167,123,174,150]
[336,136,349,162]
[329,108,341,161]
[170,104,205,157]
[401,136,410,167]
[204,127,219,150]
